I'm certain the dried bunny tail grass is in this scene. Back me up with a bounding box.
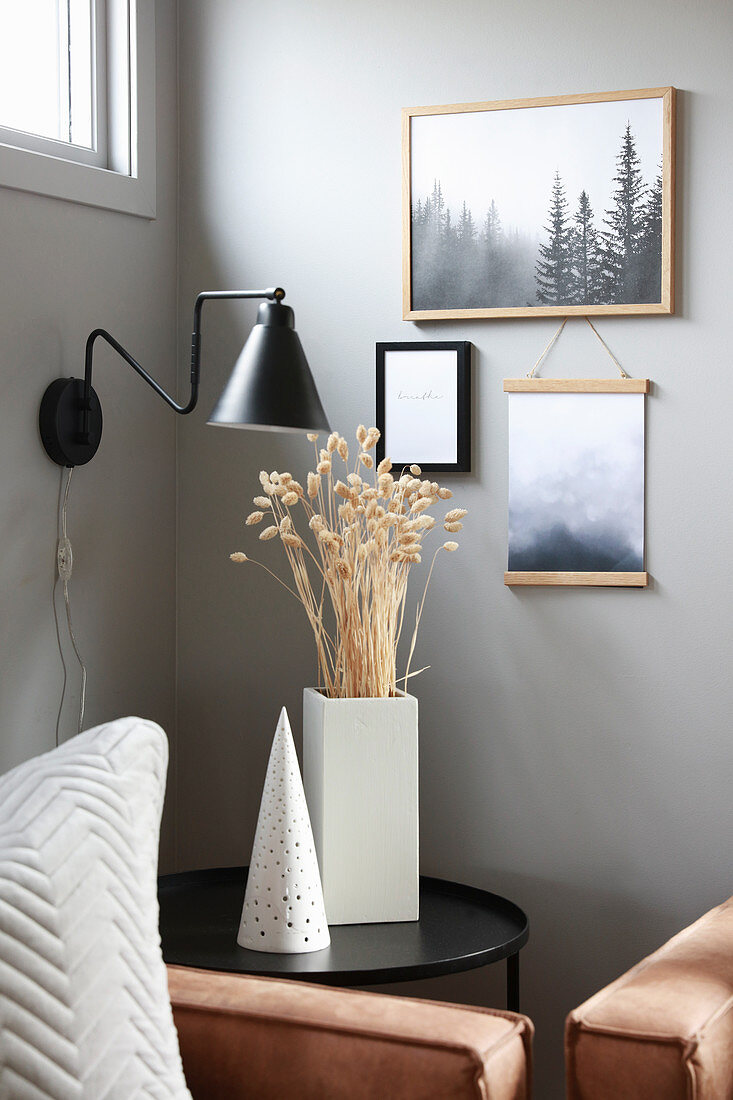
[391,549,421,564]
[243,421,468,698]
[444,521,463,532]
[307,472,320,498]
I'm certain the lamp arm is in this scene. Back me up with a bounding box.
[80,287,286,441]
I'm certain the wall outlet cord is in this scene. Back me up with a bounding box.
[53,467,87,742]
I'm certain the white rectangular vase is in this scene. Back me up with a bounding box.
[303,688,419,925]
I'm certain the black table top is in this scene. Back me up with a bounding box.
[158,866,529,986]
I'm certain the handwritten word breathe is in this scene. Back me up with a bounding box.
[397,390,444,401]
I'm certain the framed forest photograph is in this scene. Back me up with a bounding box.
[402,87,676,319]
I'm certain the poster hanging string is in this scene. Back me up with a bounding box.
[527,317,629,379]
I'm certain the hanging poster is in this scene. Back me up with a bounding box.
[504,379,649,587]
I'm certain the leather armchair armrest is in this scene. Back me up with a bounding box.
[167,965,532,1099]
[565,897,733,1099]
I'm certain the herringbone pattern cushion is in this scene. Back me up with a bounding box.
[0,717,190,1098]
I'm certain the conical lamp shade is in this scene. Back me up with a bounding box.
[208,301,330,433]
[238,707,330,954]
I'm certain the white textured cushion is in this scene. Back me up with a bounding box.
[0,717,190,1099]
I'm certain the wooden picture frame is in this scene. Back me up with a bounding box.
[403,87,676,320]
[376,342,471,473]
[504,378,650,587]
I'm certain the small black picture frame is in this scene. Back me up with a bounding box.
[376,341,471,473]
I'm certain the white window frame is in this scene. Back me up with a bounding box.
[0,0,155,219]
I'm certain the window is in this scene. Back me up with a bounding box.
[0,0,155,218]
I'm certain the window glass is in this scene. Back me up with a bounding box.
[0,0,94,148]
[0,0,65,141]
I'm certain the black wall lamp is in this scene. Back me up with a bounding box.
[39,287,330,466]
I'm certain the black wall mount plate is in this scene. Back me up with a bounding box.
[39,378,103,467]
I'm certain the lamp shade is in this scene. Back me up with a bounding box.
[207,300,330,433]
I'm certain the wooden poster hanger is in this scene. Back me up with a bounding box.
[504,318,650,587]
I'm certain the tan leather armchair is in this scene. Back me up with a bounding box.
[566,896,733,1098]
[168,965,533,1099]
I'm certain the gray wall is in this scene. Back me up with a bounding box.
[175,1,733,1094]
[0,1,180,864]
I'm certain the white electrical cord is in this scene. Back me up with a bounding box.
[53,467,87,741]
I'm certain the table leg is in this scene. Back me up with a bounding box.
[506,952,520,1013]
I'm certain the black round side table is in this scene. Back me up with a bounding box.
[158,867,529,1012]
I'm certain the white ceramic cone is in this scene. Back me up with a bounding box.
[238,707,330,954]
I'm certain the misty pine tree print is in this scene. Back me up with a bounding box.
[405,90,674,317]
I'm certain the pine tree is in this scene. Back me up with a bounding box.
[638,164,663,302]
[569,191,603,305]
[481,199,506,306]
[430,178,445,229]
[536,173,573,304]
[483,200,502,249]
[601,124,648,302]
[411,179,447,309]
[458,200,476,246]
